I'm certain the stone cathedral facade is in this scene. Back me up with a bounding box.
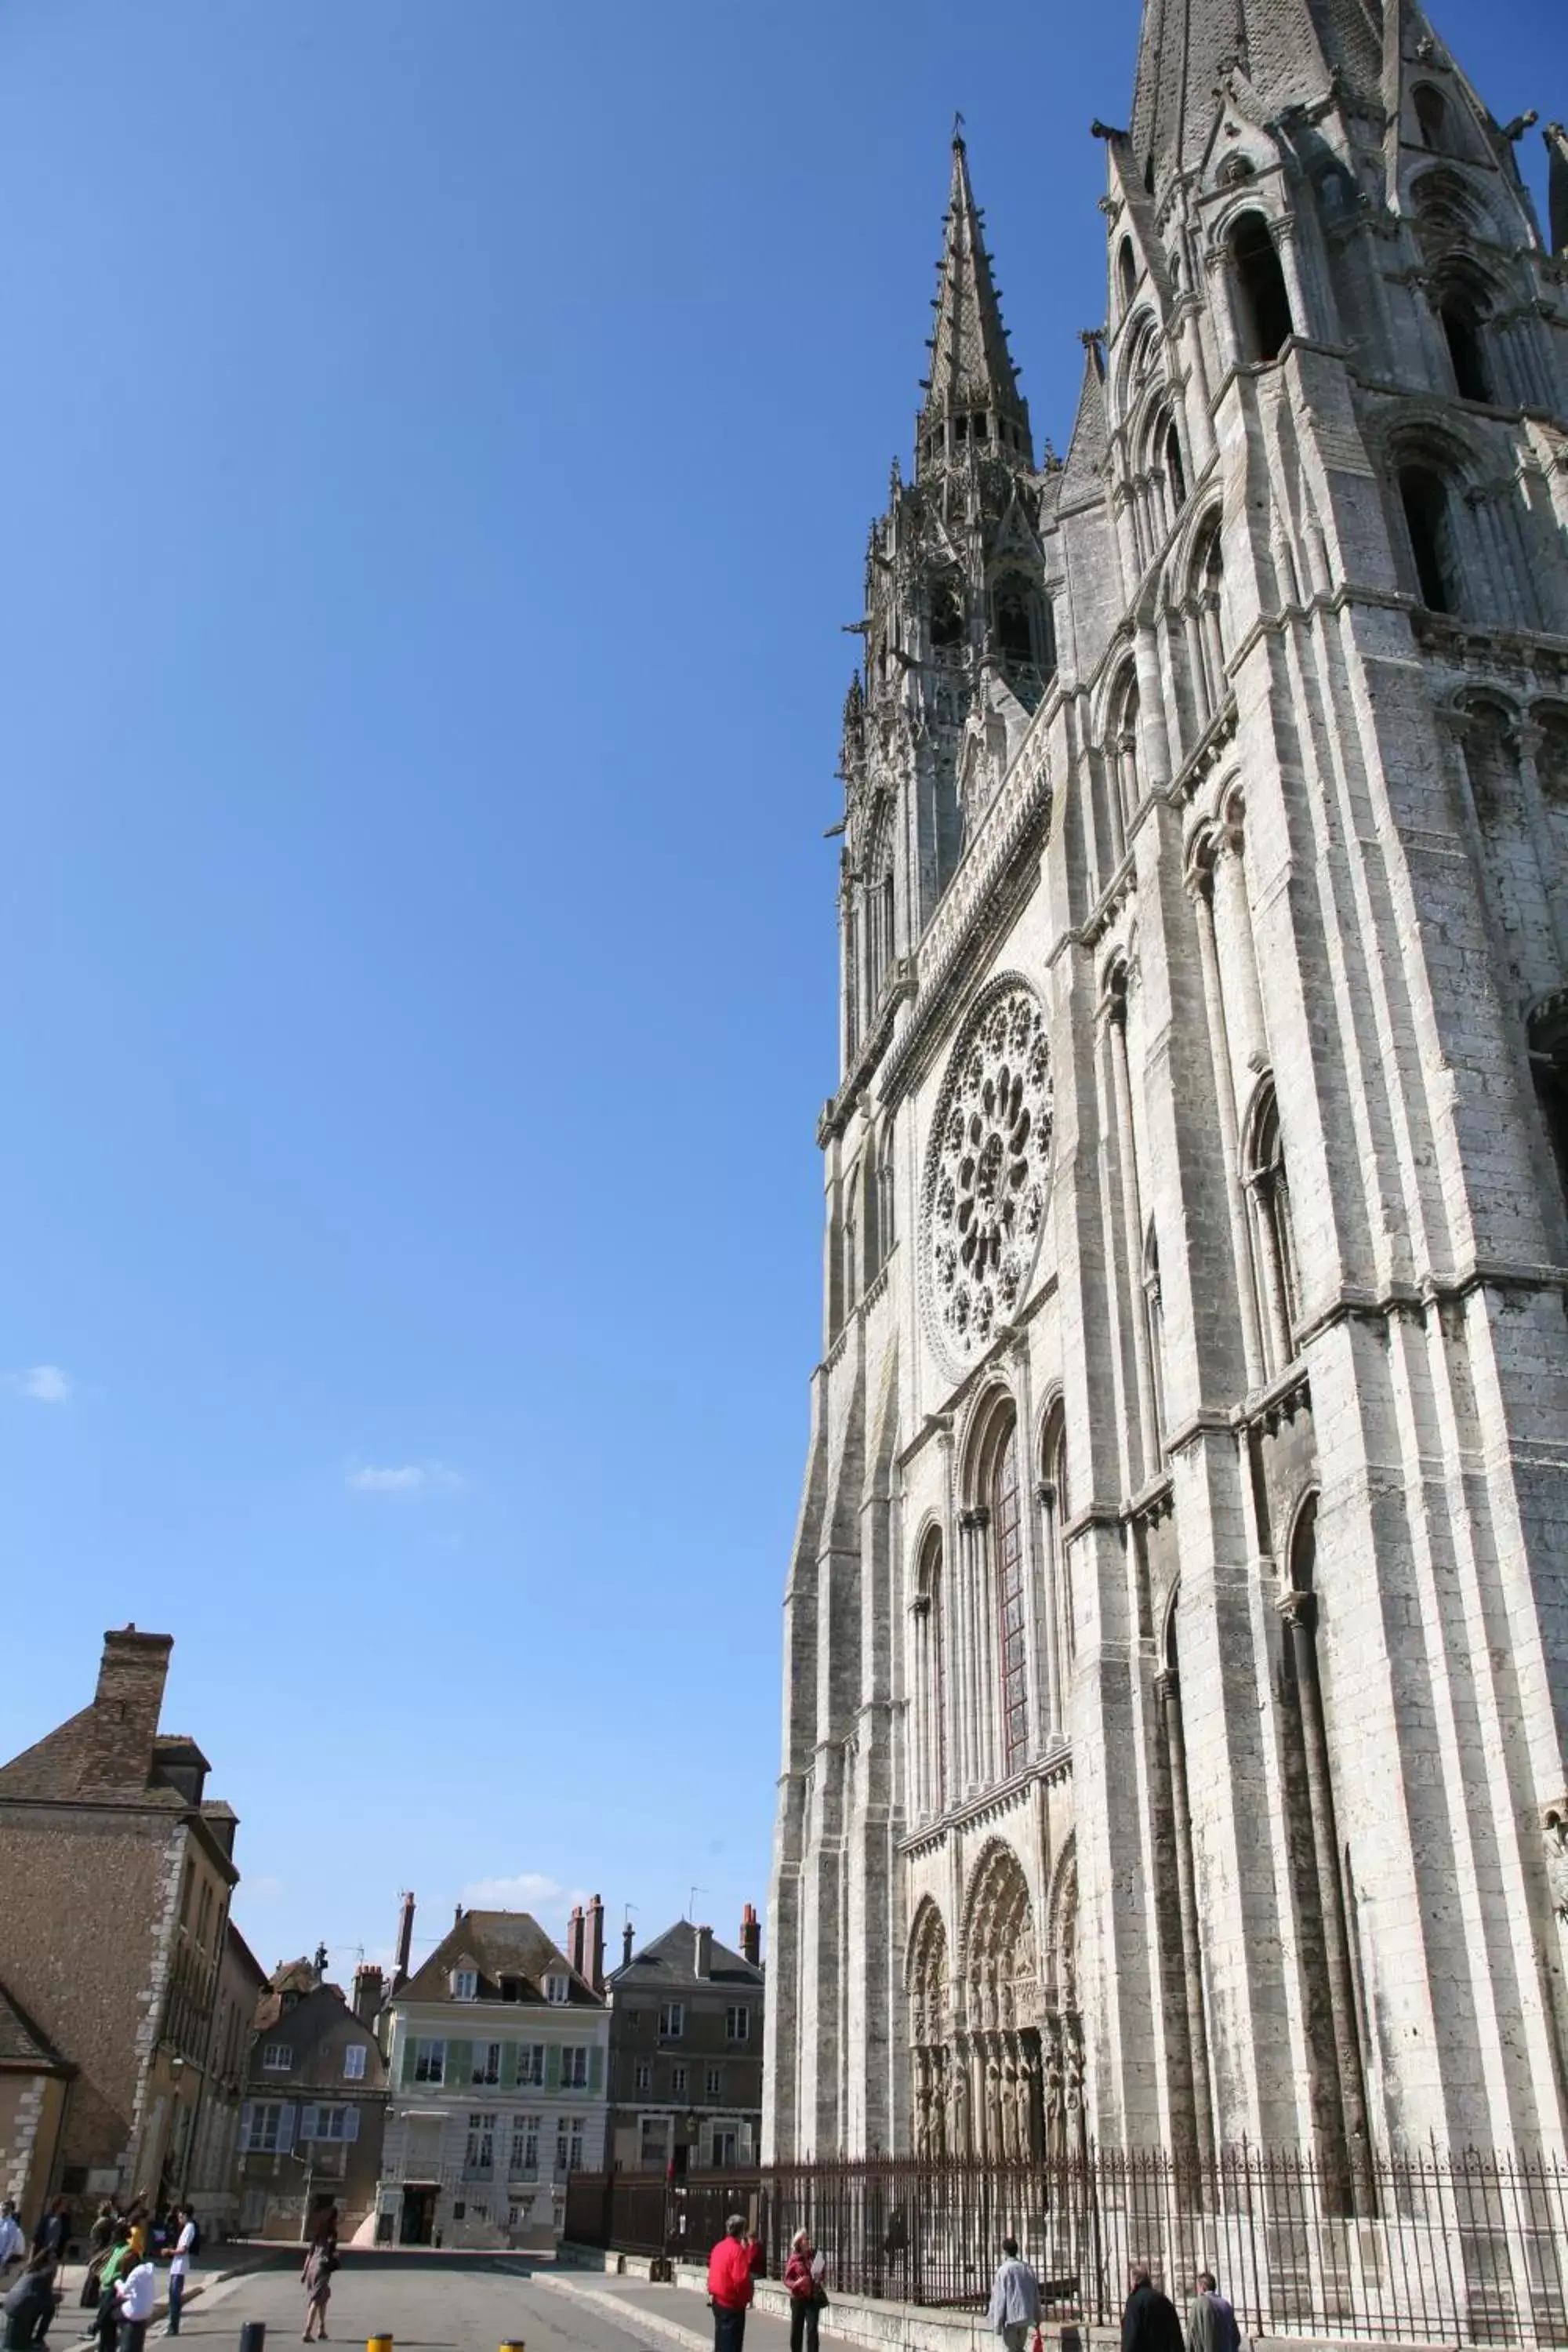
[764,0,1568,2183]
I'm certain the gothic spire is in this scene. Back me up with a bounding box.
[919,132,1033,474]
[1129,0,1384,201]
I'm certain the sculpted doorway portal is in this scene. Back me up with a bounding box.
[908,1840,1083,2161]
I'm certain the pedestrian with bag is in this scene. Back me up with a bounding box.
[0,2209,24,2281]
[301,2208,339,2346]
[987,2237,1041,2352]
[782,2231,828,2352]
[2,2252,57,2349]
[706,2215,762,2352]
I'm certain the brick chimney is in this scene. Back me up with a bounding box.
[353,1964,384,2024]
[83,1627,172,1793]
[568,1904,586,1979]
[740,1904,761,1969]
[694,1924,713,1980]
[394,1893,416,1987]
[586,1894,605,1993]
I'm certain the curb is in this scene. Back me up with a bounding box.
[534,2274,714,2352]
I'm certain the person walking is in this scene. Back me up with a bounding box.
[1123,2265,1184,2352]
[1185,2273,1239,2352]
[113,2250,157,2352]
[300,2212,338,2347]
[29,2208,67,2272]
[782,2231,826,2352]
[0,2209,24,2281]
[986,2237,1041,2352]
[706,2215,762,2352]
[2,2252,57,2349]
[161,2211,197,2339]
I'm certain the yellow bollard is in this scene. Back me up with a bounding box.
[499,2340,526,2351]
[368,2335,394,2352]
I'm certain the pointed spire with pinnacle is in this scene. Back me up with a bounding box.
[918,127,1033,477]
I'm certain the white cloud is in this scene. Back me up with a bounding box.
[242,1875,284,1904]
[12,1365,72,1405]
[347,1461,466,1497]
[461,1872,590,1920]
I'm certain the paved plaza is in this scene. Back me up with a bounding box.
[96,2257,800,2352]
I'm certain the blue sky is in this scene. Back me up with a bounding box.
[0,0,1556,1984]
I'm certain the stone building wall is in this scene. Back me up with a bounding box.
[766,0,1568,2169]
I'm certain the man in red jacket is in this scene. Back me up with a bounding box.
[708,2214,763,2352]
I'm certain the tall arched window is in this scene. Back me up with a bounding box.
[1399,462,1460,613]
[929,572,964,652]
[1144,1221,1167,1457]
[1164,418,1188,516]
[877,1129,896,1261]
[1110,662,1142,834]
[992,573,1052,708]
[993,1425,1029,1776]
[916,1529,948,1816]
[1414,83,1451,153]
[1189,519,1227,727]
[1529,996,1568,1230]
[1118,238,1138,314]
[1438,280,1492,403]
[1231,212,1294,363]
[1246,1080,1298,1376]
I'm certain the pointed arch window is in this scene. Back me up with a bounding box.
[1118,238,1138,315]
[1245,1080,1298,1377]
[929,572,964,652]
[1040,1400,1073,1697]
[1165,419,1188,515]
[1398,462,1460,614]
[916,1530,948,1816]
[1230,212,1294,363]
[1110,662,1142,833]
[1185,517,1228,728]
[1435,277,1493,404]
[993,573,1052,708]
[1413,83,1452,154]
[1529,996,1568,1232]
[993,1424,1029,1775]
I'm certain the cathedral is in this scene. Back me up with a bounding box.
[763,0,1568,2181]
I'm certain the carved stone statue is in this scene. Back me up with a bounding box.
[1044,2031,1065,2163]
[930,2053,948,2158]
[949,2051,970,2157]
[1017,2045,1039,2162]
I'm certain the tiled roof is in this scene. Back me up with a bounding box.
[0,1978,69,2073]
[398,1910,601,2007]
[610,1920,763,1991]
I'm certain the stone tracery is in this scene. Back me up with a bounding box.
[924,978,1054,1372]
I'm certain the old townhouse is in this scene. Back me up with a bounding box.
[0,1628,240,2213]
[605,1911,764,2174]
[238,1954,387,2239]
[376,1903,608,2250]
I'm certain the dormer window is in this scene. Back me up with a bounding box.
[452,1969,477,2002]
[544,1973,570,2005]
[262,2043,292,2073]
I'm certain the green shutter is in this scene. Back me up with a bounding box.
[588,2042,604,2093]
[401,2037,417,2088]
[545,2042,561,2091]
[447,2039,472,2088]
[500,2042,518,2091]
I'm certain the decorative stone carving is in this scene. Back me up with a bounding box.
[923,977,1054,1373]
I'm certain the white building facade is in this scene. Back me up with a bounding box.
[376,1910,608,2249]
[765,0,1568,2193]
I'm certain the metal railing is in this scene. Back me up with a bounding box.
[565,2147,1568,2347]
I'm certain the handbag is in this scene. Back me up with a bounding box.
[80,2274,102,2310]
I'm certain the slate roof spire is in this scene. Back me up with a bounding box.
[1129,0,1385,202]
[919,130,1032,473]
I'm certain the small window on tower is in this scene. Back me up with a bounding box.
[929,575,964,650]
[1414,84,1450,153]
[1399,463,1458,613]
[1230,212,1294,363]
[1439,286,1491,403]
[1118,238,1137,314]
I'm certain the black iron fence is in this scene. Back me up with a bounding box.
[565,2147,1568,2347]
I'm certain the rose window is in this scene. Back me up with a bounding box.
[924,980,1053,1370]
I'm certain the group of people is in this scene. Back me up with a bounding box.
[0,2195,201,2352]
[706,2217,1242,2352]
